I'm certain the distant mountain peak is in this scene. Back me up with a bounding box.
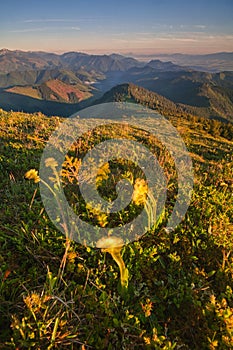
[146,59,186,72]
[0,48,11,55]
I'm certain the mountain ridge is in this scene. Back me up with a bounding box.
[0,49,144,74]
[137,52,233,72]
[93,82,229,121]
[0,49,232,122]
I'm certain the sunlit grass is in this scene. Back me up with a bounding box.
[0,109,232,349]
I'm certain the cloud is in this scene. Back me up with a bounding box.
[179,24,207,31]
[111,31,233,46]
[112,32,127,36]
[23,19,76,23]
[9,26,80,33]
[71,27,80,31]
[23,17,108,24]
[193,25,206,29]
[9,27,48,33]
[158,37,198,42]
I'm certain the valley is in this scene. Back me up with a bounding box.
[0,49,233,122]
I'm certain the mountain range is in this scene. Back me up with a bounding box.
[135,52,233,72]
[0,49,232,122]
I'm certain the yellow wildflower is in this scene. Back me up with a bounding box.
[96,236,123,249]
[25,169,40,183]
[210,294,216,305]
[45,157,58,168]
[86,203,108,227]
[67,251,77,262]
[141,298,153,317]
[86,202,101,217]
[143,336,151,345]
[23,292,50,312]
[96,163,110,185]
[96,236,128,288]
[132,178,148,205]
[97,213,108,227]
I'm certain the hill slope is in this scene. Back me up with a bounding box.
[93,83,232,121]
[6,79,92,103]
[0,68,101,88]
[0,108,232,349]
[116,69,233,121]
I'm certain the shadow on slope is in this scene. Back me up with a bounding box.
[0,90,97,117]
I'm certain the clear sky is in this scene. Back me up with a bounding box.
[1,0,233,54]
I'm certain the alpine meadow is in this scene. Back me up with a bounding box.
[0,0,233,349]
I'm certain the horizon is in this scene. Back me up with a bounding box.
[1,47,233,58]
[1,0,233,55]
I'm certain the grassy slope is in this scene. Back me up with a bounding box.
[0,109,232,349]
[95,83,233,123]
[5,79,92,103]
[5,86,42,100]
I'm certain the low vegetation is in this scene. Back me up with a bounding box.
[96,83,233,124]
[0,108,232,349]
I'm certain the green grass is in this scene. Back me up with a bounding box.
[6,86,42,100]
[0,108,232,349]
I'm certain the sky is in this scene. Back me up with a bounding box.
[0,0,233,54]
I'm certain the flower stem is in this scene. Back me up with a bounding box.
[104,247,128,289]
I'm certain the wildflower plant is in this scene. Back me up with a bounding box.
[24,102,193,296]
[96,236,129,289]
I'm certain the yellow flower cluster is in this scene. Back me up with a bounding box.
[96,162,110,185]
[140,298,153,317]
[61,155,81,183]
[132,178,148,206]
[24,292,50,313]
[25,169,40,183]
[86,203,108,227]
